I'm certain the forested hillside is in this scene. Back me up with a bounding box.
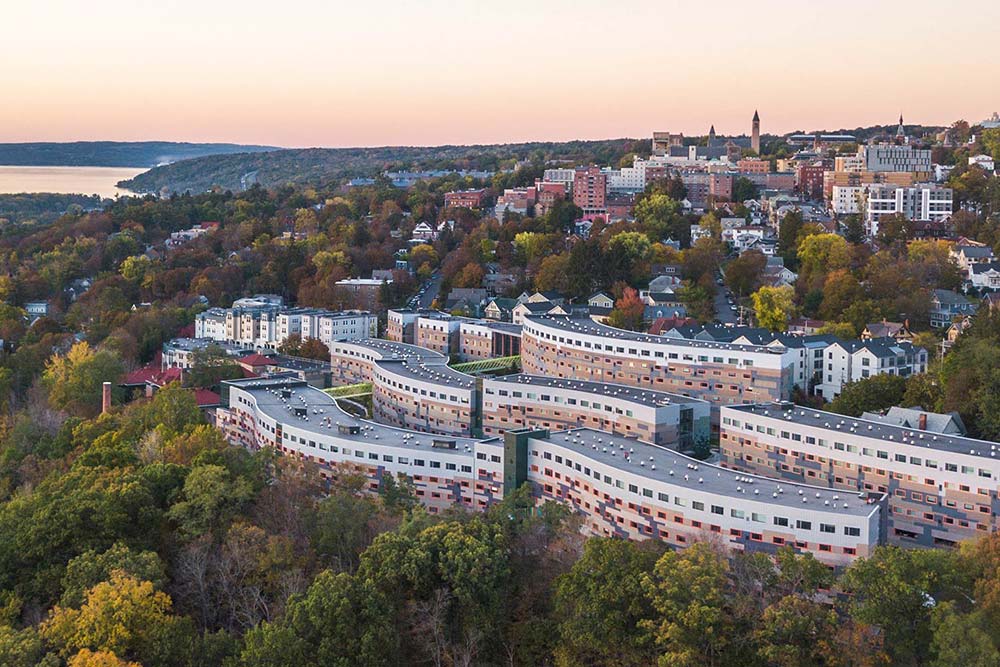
[0,142,276,168]
[117,139,647,194]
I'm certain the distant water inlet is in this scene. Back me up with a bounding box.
[0,165,146,197]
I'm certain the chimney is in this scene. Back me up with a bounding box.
[102,381,112,414]
[919,413,927,431]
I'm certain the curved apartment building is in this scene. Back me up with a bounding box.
[720,403,1000,548]
[482,374,710,449]
[520,316,796,411]
[217,377,884,565]
[330,338,476,437]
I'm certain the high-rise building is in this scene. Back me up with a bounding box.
[752,110,761,154]
[572,167,607,215]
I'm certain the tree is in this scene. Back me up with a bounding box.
[828,374,908,417]
[184,345,243,389]
[732,176,760,202]
[778,210,804,269]
[840,546,966,666]
[61,543,166,608]
[751,285,796,332]
[554,538,659,667]
[608,287,645,331]
[239,570,396,667]
[724,250,766,297]
[755,596,839,667]
[533,254,570,294]
[797,233,850,288]
[876,213,914,247]
[68,649,142,667]
[408,244,438,269]
[452,262,485,289]
[929,602,999,667]
[167,464,255,539]
[634,194,681,237]
[41,572,192,667]
[819,269,864,321]
[643,543,733,667]
[43,342,124,417]
[844,214,866,244]
[278,334,330,360]
[817,321,858,339]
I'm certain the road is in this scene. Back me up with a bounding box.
[714,283,739,324]
[407,273,443,310]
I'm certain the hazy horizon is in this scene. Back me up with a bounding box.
[3,0,998,148]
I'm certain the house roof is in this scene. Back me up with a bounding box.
[648,316,698,335]
[239,353,273,367]
[517,301,556,313]
[958,245,994,258]
[860,406,967,436]
[192,389,222,407]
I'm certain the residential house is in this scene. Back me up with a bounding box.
[861,320,913,342]
[970,262,1000,291]
[587,292,614,309]
[951,243,995,280]
[930,289,978,328]
[483,297,518,322]
[511,300,567,325]
[860,406,966,436]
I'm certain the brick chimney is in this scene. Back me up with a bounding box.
[919,413,927,431]
[102,381,112,414]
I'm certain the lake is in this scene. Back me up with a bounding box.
[0,165,146,198]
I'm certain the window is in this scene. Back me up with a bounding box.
[844,527,861,537]
[820,523,835,533]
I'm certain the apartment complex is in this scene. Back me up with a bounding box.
[329,338,476,436]
[863,184,953,236]
[814,338,928,399]
[862,143,933,174]
[217,377,884,565]
[720,403,1000,547]
[572,167,608,215]
[194,296,376,350]
[443,188,489,209]
[481,375,710,449]
[520,316,797,412]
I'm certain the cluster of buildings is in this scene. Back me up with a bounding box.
[216,376,883,565]
[203,298,1000,568]
[194,295,377,350]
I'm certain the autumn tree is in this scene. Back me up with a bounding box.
[43,342,124,417]
[608,287,646,331]
[751,285,796,332]
[724,250,766,297]
[41,573,194,667]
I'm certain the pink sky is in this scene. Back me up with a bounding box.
[2,0,998,147]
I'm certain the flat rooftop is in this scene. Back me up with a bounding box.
[488,374,707,408]
[377,358,476,390]
[541,428,881,518]
[226,377,481,452]
[727,403,1000,459]
[339,338,446,362]
[525,315,788,354]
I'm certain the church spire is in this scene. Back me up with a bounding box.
[896,114,905,137]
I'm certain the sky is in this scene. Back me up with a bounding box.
[2,0,998,148]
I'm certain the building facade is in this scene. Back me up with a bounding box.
[520,316,797,414]
[720,402,1000,548]
[481,375,710,449]
[216,377,885,565]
